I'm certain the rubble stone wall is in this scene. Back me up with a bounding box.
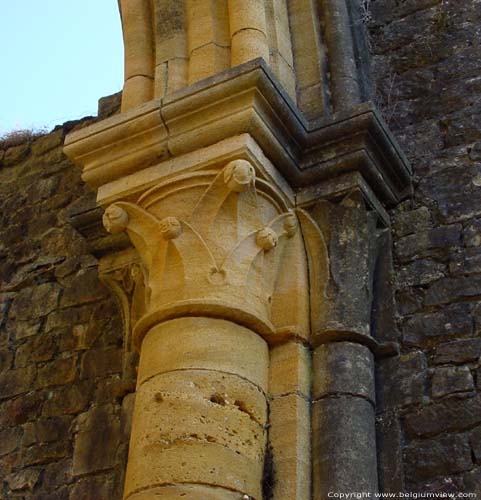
[370,0,481,494]
[0,100,131,500]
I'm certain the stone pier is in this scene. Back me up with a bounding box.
[64,1,411,498]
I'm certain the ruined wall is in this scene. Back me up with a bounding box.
[1,1,481,497]
[370,0,481,494]
[0,96,131,499]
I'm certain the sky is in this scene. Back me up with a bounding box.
[0,1,124,135]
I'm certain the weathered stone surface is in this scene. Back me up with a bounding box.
[396,259,445,287]
[376,411,404,493]
[0,427,23,456]
[60,268,108,307]
[42,459,72,492]
[393,206,432,238]
[395,225,461,263]
[469,426,481,465]
[3,144,30,166]
[9,283,61,321]
[71,475,114,500]
[463,468,481,497]
[433,338,481,365]
[377,351,427,410]
[431,366,474,398]
[41,226,86,257]
[0,392,43,427]
[402,303,472,348]
[269,342,310,398]
[425,275,481,305]
[35,416,73,444]
[404,434,472,481]
[404,394,481,438]
[0,365,36,399]
[309,195,376,338]
[15,333,57,367]
[31,129,64,156]
[419,164,481,223]
[0,123,127,499]
[72,405,121,476]
[23,440,71,466]
[37,356,77,388]
[5,468,40,492]
[42,382,92,417]
[313,342,375,403]
[80,347,122,380]
[464,218,481,247]
[312,397,378,495]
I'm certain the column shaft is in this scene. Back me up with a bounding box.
[312,342,378,497]
[228,0,270,66]
[120,0,154,111]
[124,317,269,500]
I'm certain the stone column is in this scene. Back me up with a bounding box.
[307,192,386,497]
[125,317,268,499]
[65,2,412,498]
[98,160,309,499]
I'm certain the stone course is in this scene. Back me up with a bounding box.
[0,94,129,499]
[370,0,481,492]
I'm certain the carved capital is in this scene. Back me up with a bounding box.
[101,160,320,348]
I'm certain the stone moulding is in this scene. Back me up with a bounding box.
[64,58,411,207]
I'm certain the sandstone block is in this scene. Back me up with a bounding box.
[433,338,481,365]
[42,382,91,417]
[404,434,472,481]
[73,405,120,476]
[125,441,263,500]
[376,412,404,493]
[403,303,473,348]
[5,468,40,492]
[313,342,375,403]
[463,468,481,497]
[70,476,114,500]
[0,365,36,399]
[393,206,432,238]
[269,341,310,398]
[80,347,122,380]
[37,356,77,388]
[15,333,56,367]
[469,426,481,465]
[431,366,474,398]
[397,259,445,288]
[377,351,427,410]
[269,394,310,500]
[60,268,108,308]
[0,392,43,426]
[126,484,245,499]
[3,144,30,167]
[42,459,72,492]
[35,416,72,444]
[139,318,268,391]
[404,394,481,437]
[312,397,378,496]
[0,427,22,456]
[425,275,481,306]
[23,440,71,466]
[395,224,461,262]
[31,129,64,156]
[9,283,61,321]
[463,218,481,247]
